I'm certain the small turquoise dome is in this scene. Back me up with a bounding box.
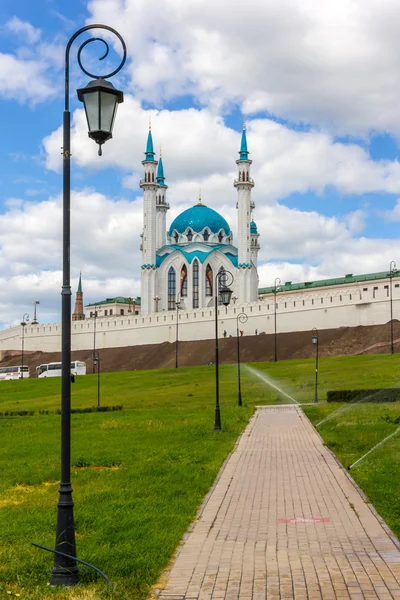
[168,204,231,236]
[250,220,258,234]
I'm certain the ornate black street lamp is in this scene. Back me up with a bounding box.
[93,355,101,408]
[20,313,29,379]
[175,294,181,369]
[214,270,233,430]
[389,260,397,355]
[312,327,319,404]
[236,312,248,406]
[51,25,126,587]
[274,277,281,362]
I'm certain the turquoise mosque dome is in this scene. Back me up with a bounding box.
[168,204,231,236]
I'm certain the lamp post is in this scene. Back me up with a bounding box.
[32,301,40,325]
[92,307,98,375]
[390,260,397,355]
[274,277,281,362]
[175,294,181,369]
[214,270,234,431]
[154,295,160,312]
[236,312,248,406]
[93,355,101,407]
[20,313,29,379]
[51,25,126,587]
[311,327,319,404]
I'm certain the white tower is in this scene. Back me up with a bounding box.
[155,150,169,249]
[234,126,255,302]
[140,126,158,314]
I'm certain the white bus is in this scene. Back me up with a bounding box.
[0,366,30,380]
[37,361,86,378]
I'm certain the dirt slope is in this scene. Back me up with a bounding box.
[1,321,399,375]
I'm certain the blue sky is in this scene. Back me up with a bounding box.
[1,0,400,327]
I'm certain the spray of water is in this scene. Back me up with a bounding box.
[316,389,390,428]
[245,365,300,405]
[348,425,400,470]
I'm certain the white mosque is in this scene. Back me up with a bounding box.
[139,126,260,314]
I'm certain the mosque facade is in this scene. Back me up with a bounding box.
[139,127,260,314]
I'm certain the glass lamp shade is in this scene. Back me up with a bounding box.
[312,335,318,345]
[77,78,124,155]
[219,285,233,306]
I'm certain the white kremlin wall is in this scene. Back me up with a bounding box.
[0,278,398,356]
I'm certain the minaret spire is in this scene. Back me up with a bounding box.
[72,272,85,321]
[155,146,169,252]
[239,125,249,160]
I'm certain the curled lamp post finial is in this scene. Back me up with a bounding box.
[66,25,127,156]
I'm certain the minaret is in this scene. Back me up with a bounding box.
[234,126,255,301]
[72,272,85,321]
[250,216,260,266]
[155,148,170,249]
[139,124,158,314]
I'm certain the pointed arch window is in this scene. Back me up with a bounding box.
[181,264,188,297]
[193,260,199,308]
[218,231,224,243]
[187,229,193,242]
[205,264,213,297]
[168,267,176,310]
[203,229,209,242]
[174,231,179,244]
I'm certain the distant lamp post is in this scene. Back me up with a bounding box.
[389,260,397,355]
[51,25,126,587]
[20,313,29,379]
[175,294,181,369]
[274,277,281,362]
[214,270,234,431]
[236,312,248,406]
[154,295,161,312]
[311,327,319,404]
[92,307,98,375]
[32,301,40,325]
[93,355,101,407]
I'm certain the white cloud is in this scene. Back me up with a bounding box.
[87,0,400,134]
[0,52,55,104]
[43,103,400,205]
[0,189,143,328]
[382,198,400,222]
[4,17,41,44]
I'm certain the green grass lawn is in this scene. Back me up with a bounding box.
[1,354,400,599]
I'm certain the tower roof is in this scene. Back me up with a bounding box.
[250,220,258,234]
[239,126,249,160]
[168,204,231,236]
[143,128,155,162]
[156,155,166,187]
[77,272,82,293]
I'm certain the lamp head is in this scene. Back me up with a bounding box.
[77,78,124,156]
[219,285,233,307]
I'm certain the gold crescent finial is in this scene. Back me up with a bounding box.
[149,117,151,131]
[160,145,162,158]
[198,188,202,205]
[243,120,246,131]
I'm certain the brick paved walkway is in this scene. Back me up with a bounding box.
[157,406,400,600]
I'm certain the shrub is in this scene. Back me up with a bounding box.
[327,389,400,403]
